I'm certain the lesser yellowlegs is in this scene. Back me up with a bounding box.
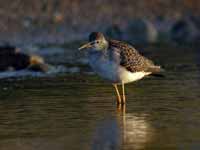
[79,32,163,105]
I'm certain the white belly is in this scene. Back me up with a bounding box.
[117,69,151,84]
[89,55,151,84]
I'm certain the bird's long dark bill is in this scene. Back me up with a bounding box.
[78,42,93,50]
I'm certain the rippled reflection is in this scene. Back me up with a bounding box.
[92,105,153,150]
[119,105,154,149]
[91,118,121,150]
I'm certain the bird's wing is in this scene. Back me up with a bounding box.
[109,39,160,73]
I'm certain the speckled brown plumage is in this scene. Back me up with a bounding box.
[109,39,161,73]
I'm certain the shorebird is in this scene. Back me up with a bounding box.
[79,32,163,105]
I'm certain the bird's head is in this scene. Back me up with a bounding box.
[79,32,108,51]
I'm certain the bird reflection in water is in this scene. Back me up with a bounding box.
[91,105,153,150]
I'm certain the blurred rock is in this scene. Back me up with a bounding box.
[189,15,200,42]
[189,15,200,29]
[28,55,49,72]
[23,17,34,28]
[170,18,199,43]
[29,55,45,65]
[53,12,64,23]
[124,19,158,44]
[12,53,30,70]
[0,46,49,72]
[105,24,123,40]
[28,63,49,72]
[0,45,23,71]
[153,16,172,43]
[0,45,19,55]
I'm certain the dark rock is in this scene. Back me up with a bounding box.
[188,15,200,30]
[170,20,189,43]
[105,24,123,40]
[0,45,49,72]
[0,45,19,55]
[0,45,22,71]
[28,55,49,72]
[153,16,173,43]
[12,53,30,70]
[170,18,199,43]
[124,19,158,44]
[28,63,49,72]
[189,15,200,42]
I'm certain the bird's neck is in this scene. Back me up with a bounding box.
[88,50,106,57]
[88,48,108,61]
[103,40,109,50]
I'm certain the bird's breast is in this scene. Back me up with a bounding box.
[88,53,119,82]
[88,53,151,84]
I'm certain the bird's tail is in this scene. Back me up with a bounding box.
[147,66,165,77]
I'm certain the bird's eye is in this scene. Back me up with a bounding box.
[96,41,99,44]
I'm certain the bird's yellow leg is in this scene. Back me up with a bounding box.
[113,84,122,104]
[122,81,126,104]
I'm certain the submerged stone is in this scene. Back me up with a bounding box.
[124,19,158,44]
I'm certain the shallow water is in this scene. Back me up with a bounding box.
[0,45,200,150]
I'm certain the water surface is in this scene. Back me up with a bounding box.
[0,45,200,150]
